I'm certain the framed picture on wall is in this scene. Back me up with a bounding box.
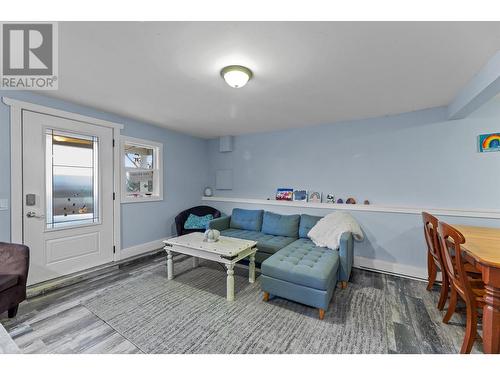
[293,190,308,202]
[478,133,500,153]
[276,188,294,201]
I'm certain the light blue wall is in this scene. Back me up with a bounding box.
[207,98,500,272]
[1,90,499,273]
[0,91,208,248]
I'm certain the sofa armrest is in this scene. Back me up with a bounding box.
[208,215,230,231]
[338,232,353,282]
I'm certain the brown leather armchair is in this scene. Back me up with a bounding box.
[0,243,30,318]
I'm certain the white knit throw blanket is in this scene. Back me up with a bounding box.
[307,211,364,250]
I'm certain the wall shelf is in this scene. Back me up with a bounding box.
[201,196,500,219]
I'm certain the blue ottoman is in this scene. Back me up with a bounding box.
[260,239,340,319]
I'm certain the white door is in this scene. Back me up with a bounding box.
[22,111,115,285]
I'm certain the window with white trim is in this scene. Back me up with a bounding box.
[121,136,163,203]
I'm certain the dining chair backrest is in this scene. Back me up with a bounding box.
[437,221,473,302]
[422,212,442,266]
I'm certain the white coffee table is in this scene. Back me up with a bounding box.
[163,232,258,301]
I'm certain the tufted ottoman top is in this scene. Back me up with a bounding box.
[261,238,339,290]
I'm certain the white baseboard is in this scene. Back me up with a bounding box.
[353,255,428,281]
[120,236,172,260]
[27,236,173,297]
[120,240,430,281]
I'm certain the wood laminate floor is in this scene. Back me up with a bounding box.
[0,253,479,354]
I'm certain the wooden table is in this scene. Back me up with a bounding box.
[163,232,257,301]
[453,225,500,354]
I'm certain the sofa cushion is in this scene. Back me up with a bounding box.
[221,229,296,255]
[230,209,264,231]
[262,212,300,238]
[0,274,18,293]
[261,238,339,290]
[299,214,322,238]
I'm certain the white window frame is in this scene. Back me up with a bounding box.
[120,136,163,203]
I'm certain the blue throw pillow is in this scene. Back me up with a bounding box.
[230,208,264,231]
[184,213,214,230]
[262,211,300,238]
[299,214,322,238]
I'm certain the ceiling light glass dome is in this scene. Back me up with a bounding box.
[220,65,253,88]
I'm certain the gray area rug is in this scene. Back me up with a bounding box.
[84,257,388,353]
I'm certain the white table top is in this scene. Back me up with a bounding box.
[164,232,257,257]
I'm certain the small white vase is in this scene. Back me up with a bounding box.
[204,229,220,242]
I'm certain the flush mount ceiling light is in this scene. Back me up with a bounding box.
[220,65,253,88]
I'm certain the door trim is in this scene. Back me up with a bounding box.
[2,97,124,261]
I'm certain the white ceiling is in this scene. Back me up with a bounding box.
[47,22,500,138]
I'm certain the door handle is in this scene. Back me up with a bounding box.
[26,211,45,219]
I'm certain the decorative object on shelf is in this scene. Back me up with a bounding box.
[336,198,344,204]
[364,200,370,205]
[478,133,500,153]
[293,190,308,202]
[325,194,335,204]
[203,186,213,197]
[276,188,294,201]
[346,197,356,204]
[204,229,220,243]
[308,191,322,203]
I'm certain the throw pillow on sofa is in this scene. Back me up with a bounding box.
[184,213,214,229]
[261,211,300,238]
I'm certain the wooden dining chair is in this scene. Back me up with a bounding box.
[438,222,485,354]
[422,212,449,310]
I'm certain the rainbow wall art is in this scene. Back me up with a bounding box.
[478,133,500,153]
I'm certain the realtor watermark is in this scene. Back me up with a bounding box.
[0,22,58,89]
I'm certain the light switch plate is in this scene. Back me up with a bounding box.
[0,199,8,210]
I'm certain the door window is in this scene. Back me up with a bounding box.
[45,129,99,228]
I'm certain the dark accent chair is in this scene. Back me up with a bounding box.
[174,206,222,236]
[0,242,30,318]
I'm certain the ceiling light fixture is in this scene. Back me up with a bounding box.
[220,65,253,88]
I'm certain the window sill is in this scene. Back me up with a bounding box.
[121,195,163,204]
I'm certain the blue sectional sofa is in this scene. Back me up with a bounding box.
[208,208,354,319]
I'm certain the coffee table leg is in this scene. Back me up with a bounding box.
[167,250,174,280]
[226,263,235,301]
[249,253,256,283]
[192,256,199,268]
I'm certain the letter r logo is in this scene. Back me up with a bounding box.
[2,23,53,75]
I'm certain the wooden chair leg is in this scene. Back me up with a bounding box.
[319,309,325,320]
[461,303,478,354]
[340,281,347,289]
[427,254,437,291]
[443,287,457,324]
[263,292,269,302]
[7,304,19,318]
[437,277,449,311]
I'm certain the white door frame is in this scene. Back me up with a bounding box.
[2,97,124,261]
